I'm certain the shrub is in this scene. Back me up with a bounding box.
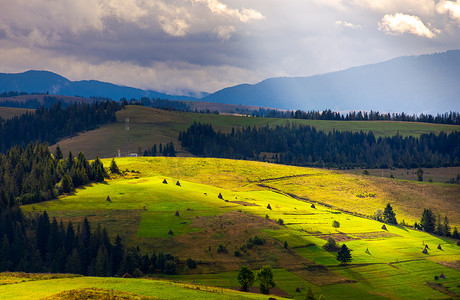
[252,235,265,245]
[277,218,284,225]
[332,220,340,228]
[217,244,228,254]
[323,237,339,251]
[186,258,197,269]
[164,260,177,274]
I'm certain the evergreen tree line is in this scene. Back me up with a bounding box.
[179,122,460,169]
[137,97,191,112]
[0,142,106,206]
[0,208,182,276]
[142,142,176,157]
[252,109,460,125]
[0,91,48,98]
[416,208,459,239]
[0,101,121,152]
[0,96,96,110]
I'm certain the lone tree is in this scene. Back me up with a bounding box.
[337,244,352,265]
[416,168,424,181]
[256,265,276,294]
[237,266,255,292]
[110,158,120,174]
[421,208,436,233]
[383,203,397,224]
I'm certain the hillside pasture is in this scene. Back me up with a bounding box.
[0,273,278,300]
[21,157,460,299]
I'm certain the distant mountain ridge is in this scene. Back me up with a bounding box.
[0,70,199,101]
[2,50,459,113]
[203,50,460,114]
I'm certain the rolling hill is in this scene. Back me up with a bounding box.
[203,50,460,114]
[20,157,460,299]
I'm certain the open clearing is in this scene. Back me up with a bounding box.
[0,107,35,119]
[50,105,460,159]
[21,157,460,299]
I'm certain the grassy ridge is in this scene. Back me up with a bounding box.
[21,157,460,299]
[0,107,34,119]
[50,106,460,159]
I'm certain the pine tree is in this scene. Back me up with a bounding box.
[421,208,436,233]
[337,244,352,265]
[54,145,63,161]
[110,158,120,175]
[383,203,397,224]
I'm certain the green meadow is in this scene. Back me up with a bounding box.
[0,273,279,300]
[20,157,460,299]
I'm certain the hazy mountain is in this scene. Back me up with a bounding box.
[0,70,199,101]
[203,50,460,114]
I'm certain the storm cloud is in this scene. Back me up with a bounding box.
[1,0,460,95]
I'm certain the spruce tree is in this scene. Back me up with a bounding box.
[337,244,352,265]
[421,208,436,233]
[110,158,120,175]
[383,203,397,224]
[54,145,63,161]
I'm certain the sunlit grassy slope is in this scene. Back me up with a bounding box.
[0,273,279,300]
[22,157,460,299]
[50,105,460,159]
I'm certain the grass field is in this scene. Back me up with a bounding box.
[50,105,460,159]
[21,157,460,299]
[0,272,280,300]
[0,107,35,119]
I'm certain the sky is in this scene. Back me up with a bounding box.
[1,0,460,96]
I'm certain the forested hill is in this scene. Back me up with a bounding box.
[0,101,121,152]
[179,122,460,169]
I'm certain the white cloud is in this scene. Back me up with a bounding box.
[336,20,363,29]
[158,17,190,37]
[437,0,460,23]
[193,0,265,23]
[213,25,236,41]
[379,13,435,38]
[351,0,436,15]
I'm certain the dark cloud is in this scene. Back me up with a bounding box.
[0,0,460,94]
